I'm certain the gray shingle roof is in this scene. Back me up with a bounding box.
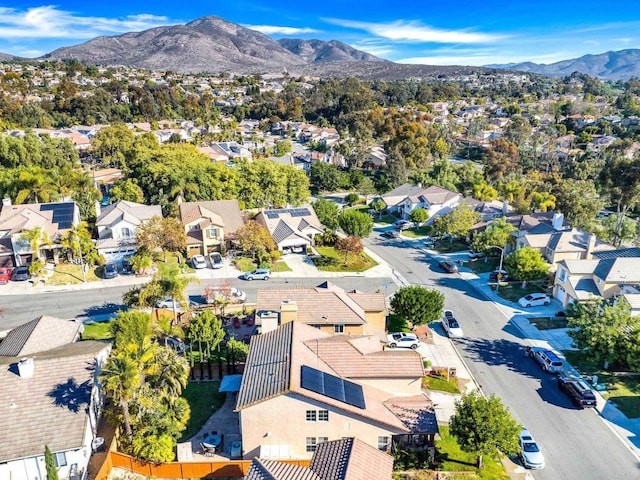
[0,316,82,357]
[310,438,394,480]
[594,258,640,282]
[95,200,161,228]
[594,247,640,259]
[236,322,293,410]
[245,458,320,480]
[0,340,110,462]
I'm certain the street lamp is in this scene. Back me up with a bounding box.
[487,245,506,290]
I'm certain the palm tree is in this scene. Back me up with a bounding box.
[15,166,58,204]
[20,226,50,261]
[157,262,192,325]
[99,353,141,441]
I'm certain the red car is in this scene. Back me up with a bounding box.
[0,267,12,284]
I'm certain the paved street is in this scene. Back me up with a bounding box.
[365,228,640,480]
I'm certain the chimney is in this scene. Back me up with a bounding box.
[17,357,34,378]
[2,198,11,207]
[280,300,298,324]
[552,212,565,231]
[586,233,597,259]
[95,201,101,218]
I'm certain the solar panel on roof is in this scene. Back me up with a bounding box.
[40,203,75,229]
[300,365,366,409]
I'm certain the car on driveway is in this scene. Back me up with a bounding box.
[383,230,400,239]
[558,374,597,408]
[209,252,224,269]
[438,260,459,273]
[489,269,509,282]
[240,268,271,281]
[468,249,485,259]
[441,310,464,338]
[102,263,119,279]
[0,267,12,284]
[518,293,550,307]
[394,219,412,230]
[11,266,30,282]
[191,255,208,269]
[386,332,420,349]
[518,428,545,469]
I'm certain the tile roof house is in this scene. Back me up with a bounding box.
[553,255,640,307]
[95,201,162,264]
[245,437,393,480]
[179,200,245,257]
[255,282,387,338]
[254,207,324,252]
[0,201,80,266]
[517,228,615,270]
[0,315,83,357]
[0,340,111,480]
[236,321,436,460]
[380,184,462,224]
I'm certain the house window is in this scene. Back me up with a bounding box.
[54,451,67,467]
[121,227,133,238]
[306,437,317,453]
[318,437,328,445]
[318,410,329,422]
[189,224,200,231]
[378,436,390,451]
[208,227,218,239]
[557,268,567,283]
[306,410,317,422]
[334,324,345,334]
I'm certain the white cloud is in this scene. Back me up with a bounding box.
[0,6,171,40]
[245,24,318,35]
[325,18,503,44]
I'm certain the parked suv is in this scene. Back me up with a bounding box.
[240,268,271,281]
[558,374,597,408]
[529,347,564,373]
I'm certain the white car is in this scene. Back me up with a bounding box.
[386,332,420,349]
[518,293,550,308]
[441,310,464,338]
[209,252,224,269]
[155,297,198,311]
[519,428,545,469]
[394,219,412,230]
[190,255,207,269]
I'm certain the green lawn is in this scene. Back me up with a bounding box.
[528,317,568,330]
[434,426,509,479]
[492,282,547,303]
[387,314,411,333]
[179,381,227,441]
[376,214,398,225]
[81,321,114,340]
[313,246,378,272]
[272,260,292,272]
[47,263,101,285]
[402,225,432,238]
[466,257,500,274]
[234,257,257,272]
[433,239,470,253]
[563,351,640,418]
[423,375,460,394]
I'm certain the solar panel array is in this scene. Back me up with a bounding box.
[263,208,311,220]
[40,203,75,230]
[300,365,366,409]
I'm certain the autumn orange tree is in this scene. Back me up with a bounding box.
[236,220,276,265]
[336,236,363,265]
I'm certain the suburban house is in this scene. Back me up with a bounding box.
[245,437,393,480]
[553,250,640,307]
[380,184,462,223]
[0,201,80,266]
[179,200,245,257]
[516,228,614,271]
[254,207,324,253]
[95,200,162,264]
[255,282,387,337]
[236,321,437,460]
[89,168,123,200]
[464,198,514,222]
[0,335,111,480]
[0,315,83,357]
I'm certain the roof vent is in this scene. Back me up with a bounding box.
[18,357,34,379]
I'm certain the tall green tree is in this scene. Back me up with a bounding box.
[471,217,516,254]
[20,226,50,261]
[432,204,480,240]
[599,154,640,246]
[450,390,521,468]
[338,209,374,238]
[44,445,60,480]
[409,207,429,225]
[390,286,444,326]
[504,246,549,281]
[313,198,340,230]
[186,309,225,360]
[99,352,141,441]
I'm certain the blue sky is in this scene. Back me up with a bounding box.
[2,1,640,65]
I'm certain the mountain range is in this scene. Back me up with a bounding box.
[488,49,640,81]
[0,15,638,80]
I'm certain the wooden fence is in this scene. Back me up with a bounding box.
[94,450,310,479]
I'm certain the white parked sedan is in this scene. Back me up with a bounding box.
[155,297,198,311]
[386,332,421,349]
[441,310,464,338]
[518,293,551,308]
[190,255,208,269]
[519,428,545,469]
